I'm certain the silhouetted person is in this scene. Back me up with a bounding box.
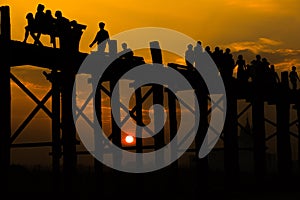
[289,66,300,90]
[89,22,110,53]
[205,45,212,57]
[236,54,247,83]
[54,10,71,50]
[44,9,56,46]
[269,64,280,86]
[221,48,235,79]
[194,41,203,68]
[23,13,43,46]
[252,54,263,82]
[212,46,222,70]
[69,20,87,52]
[119,42,133,59]
[34,4,46,45]
[185,44,194,68]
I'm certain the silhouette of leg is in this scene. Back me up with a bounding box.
[23,26,30,43]
[30,32,43,46]
[34,32,42,45]
[50,35,56,48]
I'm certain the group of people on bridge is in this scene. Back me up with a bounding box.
[23,4,86,51]
[22,4,300,92]
[185,42,300,92]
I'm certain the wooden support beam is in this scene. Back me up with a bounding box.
[224,78,239,186]
[61,67,77,192]
[134,87,144,192]
[0,5,11,193]
[149,41,165,167]
[194,84,209,196]
[93,79,104,194]
[10,73,52,117]
[10,90,52,143]
[252,81,266,182]
[276,71,292,176]
[50,70,62,192]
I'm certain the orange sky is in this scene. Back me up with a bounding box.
[2,0,300,69]
[3,0,300,167]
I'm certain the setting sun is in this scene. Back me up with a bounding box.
[125,135,134,144]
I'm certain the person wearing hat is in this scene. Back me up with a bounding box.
[89,22,110,53]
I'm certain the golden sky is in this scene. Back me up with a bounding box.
[3,0,300,167]
[3,0,300,64]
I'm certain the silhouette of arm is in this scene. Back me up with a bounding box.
[89,32,99,48]
[89,37,97,48]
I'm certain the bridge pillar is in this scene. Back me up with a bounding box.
[51,70,62,191]
[149,41,165,167]
[276,71,292,178]
[61,65,77,192]
[224,78,239,187]
[252,81,266,182]
[0,6,11,191]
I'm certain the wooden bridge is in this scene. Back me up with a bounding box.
[1,5,300,197]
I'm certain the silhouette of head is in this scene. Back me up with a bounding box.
[196,41,202,46]
[55,10,62,18]
[238,55,243,60]
[122,42,128,50]
[99,22,105,29]
[45,10,52,16]
[256,55,261,60]
[225,48,231,54]
[26,13,34,20]
[292,66,296,70]
[205,46,210,51]
[187,44,193,50]
[37,4,45,12]
[215,46,220,52]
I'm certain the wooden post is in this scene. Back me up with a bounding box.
[252,80,266,181]
[223,79,239,186]
[194,80,209,197]
[93,79,104,193]
[166,88,179,191]
[61,65,77,192]
[110,80,122,164]
[276,71,292,177]
[135,87,143,159]
[51,69,62,191]
[109,79,122,196]
[134,87,144,192]
[0,6,11,192]
[297,94,300,168]
[149,41,165,166]
[167,89,178,168]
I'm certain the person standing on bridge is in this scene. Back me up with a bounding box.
[289,66,300,90]
[185,44,195,69]
[34,4,46,45]
[89,22,110,53]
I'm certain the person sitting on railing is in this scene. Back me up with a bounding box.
[22,12,43,46]
[54,10,71,50]
[44,9,56,46]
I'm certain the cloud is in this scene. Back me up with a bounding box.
[223,37,300,72]
[225,37,282,54]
